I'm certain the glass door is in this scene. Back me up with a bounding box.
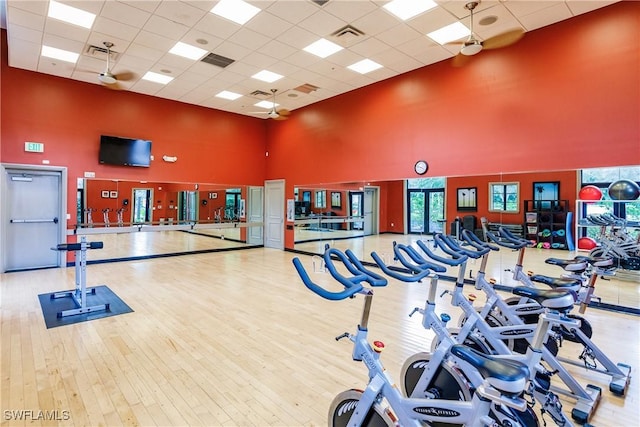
[408,189,444,234]
[133,188,153,224]
[350,191,364,230]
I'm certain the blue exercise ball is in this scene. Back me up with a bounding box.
[608,179,640,200]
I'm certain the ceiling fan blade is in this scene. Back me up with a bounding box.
[103,81,124,90]
[451,53,473,67]
[277,109,290,117]
[114,71,136,81]
[482,29,525,50]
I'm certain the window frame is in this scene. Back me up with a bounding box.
[488,182,520,213]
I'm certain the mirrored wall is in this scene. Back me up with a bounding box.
[76,179,263,261]
[293,168,640,313]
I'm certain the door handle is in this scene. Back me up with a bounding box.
[10,217,58,224]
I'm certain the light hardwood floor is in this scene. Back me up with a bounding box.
[1,246,638,426]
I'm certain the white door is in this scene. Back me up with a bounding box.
[363,187,378,236]
[3,168,63,271]
[247,186,264,245]
[264,180,284,249]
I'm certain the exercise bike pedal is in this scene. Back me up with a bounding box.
[571,384,601,424]
[609,363,631,396]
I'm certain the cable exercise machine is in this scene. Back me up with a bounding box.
[50,236,110,318]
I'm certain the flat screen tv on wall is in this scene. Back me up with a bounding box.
[99,135,152,167]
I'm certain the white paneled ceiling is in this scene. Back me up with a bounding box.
[2,0,620,119]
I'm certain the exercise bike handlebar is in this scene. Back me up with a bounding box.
[394,242,447,273]
[415,240,464,269]
[344,249,388,287]
[292,257,364,300]
[461,229,500,252]
[442,234,491,259]
[323,247,388,289]
[484,229,529,250]
[423,237,469,266]
[370,251,432,282]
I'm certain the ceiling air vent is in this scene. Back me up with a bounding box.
[249,90,271,98]
[330,25,365,47]
[85,44,119,60]
[201,53,235,68]
[294,83,319,94]
[311,0,329,6]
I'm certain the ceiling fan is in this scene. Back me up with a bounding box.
[96,42,135,89]
[449,1,525,65]
[256,89,290,120]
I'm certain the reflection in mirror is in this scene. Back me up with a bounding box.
[77,179,263,262]
[292,167,639,313]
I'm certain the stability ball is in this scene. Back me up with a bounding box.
[578,237,598,250]
[578,185,603,201]
[608,179,640,200]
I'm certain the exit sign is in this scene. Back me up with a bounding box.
[25,142,44,153]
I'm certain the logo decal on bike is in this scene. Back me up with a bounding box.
[337,400,358,416]
[414,407,460,417]
[501,328,534,336]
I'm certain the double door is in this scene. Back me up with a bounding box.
[408,189,444,234]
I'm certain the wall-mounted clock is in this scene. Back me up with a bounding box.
[414,160,428,175]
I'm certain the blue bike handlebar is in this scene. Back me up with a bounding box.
[415,240,460,269]
[292,257,364,300]
[323,247,385,289]
[436,234,490,259]
[371,251,432,282]
[344,249,388,287]
[393,242,447,273]
[461,229,500,251]
[423,236,469,266]
[484,228,529,250]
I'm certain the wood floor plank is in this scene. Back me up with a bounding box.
[1,244,637,426]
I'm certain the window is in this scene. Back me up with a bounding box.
[489,182,520,213]
[315,190,326,209]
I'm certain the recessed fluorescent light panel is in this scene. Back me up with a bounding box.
[427,22,470,45]
[348,59,382,74]
[303,38,343,58]
[251,70,283,83]
[41,45,79,63]
[255,100,277,109]
[169,42,208,60]
[210,0,261,25]
[47,0,96,29]
[142,71,174,85]
[216,90,242,100]
[383,0,437,21]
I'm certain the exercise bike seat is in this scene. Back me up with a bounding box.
[544,258,588,273]
[574,255,614,268]
[511,287,576,312]
[450,344,529,396]
[529,274,582,290]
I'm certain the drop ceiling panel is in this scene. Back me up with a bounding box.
[3,0,623,119]
[153,0,207,27]
[100,1,153,28]
[7,6,45,31]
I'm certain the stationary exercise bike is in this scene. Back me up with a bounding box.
[293,248,535,427]
[372,240,589,426]
[474,228,632,396]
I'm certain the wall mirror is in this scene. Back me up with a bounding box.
[291,167,640,313]
[77,179,264,262]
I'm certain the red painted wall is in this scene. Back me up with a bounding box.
[267,2,639,184]
[447,170,578,227]
[2,3,638,252]
[1,31,267,236]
